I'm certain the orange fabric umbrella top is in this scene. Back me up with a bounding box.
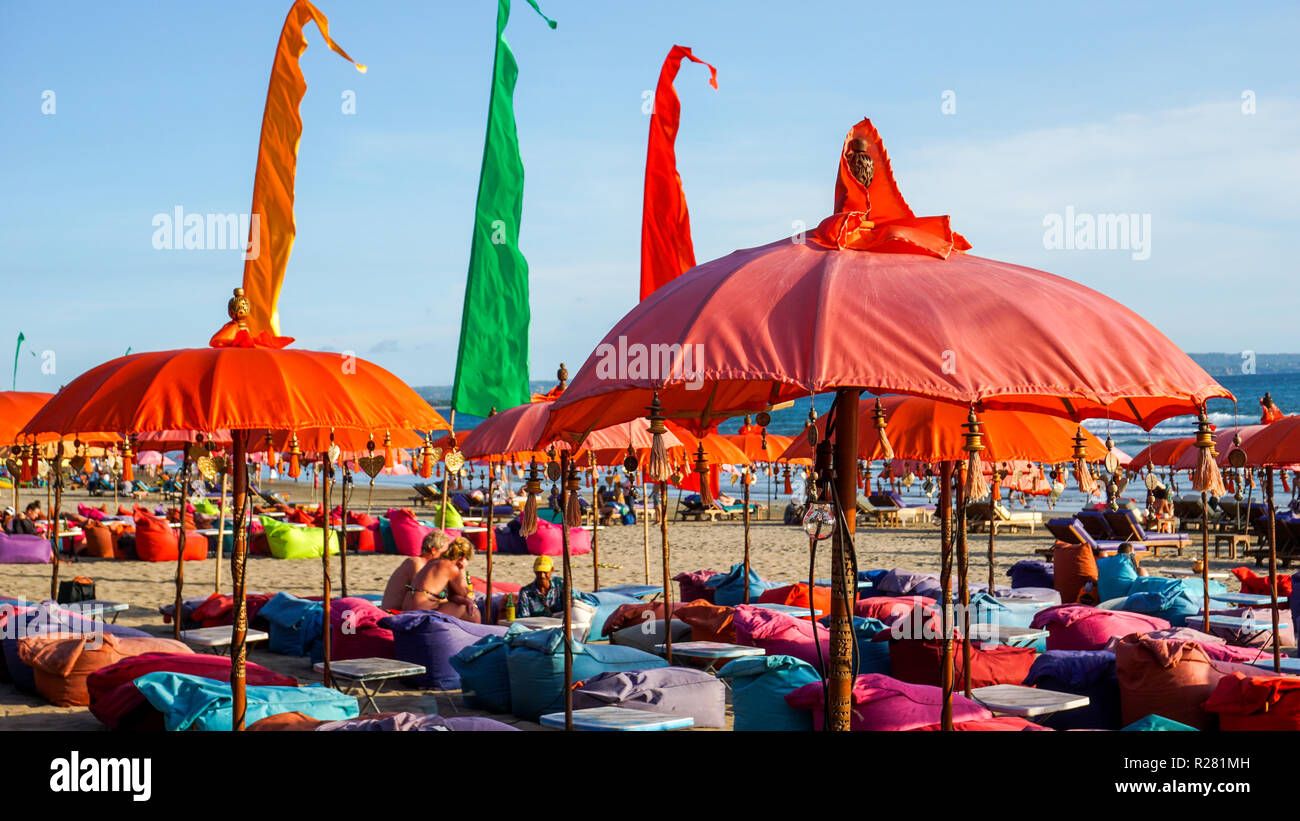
[253,427,426,454]
[462,400,684,464]
[1168,424,1268,470]
[134,430,235,452]
[20,346,448,438]
[0,392,53,443]
[776,395,1108,464]
[666,421,750,466]
[725,431,793,463]
[1125,436,1196,471]
[1229,416,1300,468]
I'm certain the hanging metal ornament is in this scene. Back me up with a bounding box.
[1226,432,1247,469]
[1103,435,1120,475]
[805,406,819,448]
[622,443,639,472]
[545,446,562,481]
[68,440,87,475]
[357,438,385,479]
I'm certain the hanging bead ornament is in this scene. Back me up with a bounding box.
[1191,408,1226,497]
[520,459,542,537]
[1073,427,1098,496]
[962,408,990,501]
[645,392,671,483]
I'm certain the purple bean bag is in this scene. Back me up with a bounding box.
[1031,605,1170,651]
[0,533,51,564]
[573,667,726,728]
[785,673,993,731]
[674,569,720,603]
[315,712,519,731]
[874,569,943,599]
[378,611,507,689]
[1007,559,1054,589]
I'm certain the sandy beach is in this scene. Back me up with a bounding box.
[1,479,1252,731]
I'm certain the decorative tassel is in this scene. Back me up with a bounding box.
[962,409,990,502]
[564,467,583,528]
[520,461,541,537]
[783,465,792,495]
[419,441,433,479]
[693,442,712,507]
[645,392,671,482]
[1284,472,1292,494]
[872,399,894,460]
[288,434,302,479]
[1191,409,1226,497]
[265,433,276,470]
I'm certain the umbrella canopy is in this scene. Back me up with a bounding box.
[1231,416,1300,467]
[0,391,53,443]
[665,421,749,465]
[135,429,234,452]
[1169,424,1268,470]
[253,426,427,453]
[1126,436,1196,470]
[136,451,178,467]
[725,431,794,463]
[777,395,1110,463]
[461,400,684,462]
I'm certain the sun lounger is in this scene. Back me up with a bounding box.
[970,502,1039,534]
[1044,518,1142,556]
[250,484,290,507]
[1103,509,1190,558]
[408,483,437,507]
[857,496,899,527]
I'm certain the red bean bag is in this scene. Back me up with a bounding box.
[247,711,326,731]
[343,511,378,552]
[1231,567,1293,599]
[1203,672,1300,731]
[1102,627,1261,664]
[330,597,395,661]
[88,652,296,730]
[675,600,736,643]
[1031,605,1169,651]
[888,639,1037,689]
[784,673,993,731]
[855,596,938,635]
[132,511,207,563]
[188,593,274,629]
[758,583,832,621]
[524,518,591,556]
[471,577,520,594]
[18,633,192,707]
[80,521,120,559]
[675,569,720,603]
[1053,542,1099,604]
[600,600,693,637]
[462,527,496,554]
[249,529,271,556]
[1114,634,1265,729]
[288,508,318,525]
[914,716,1053,731]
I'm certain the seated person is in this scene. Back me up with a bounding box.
[516,555,565,618]
[401,537,480,622]
[11,501,42,536]
[380,530,450,610]
[1116,542,1149,577]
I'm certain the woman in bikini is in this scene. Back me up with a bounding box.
[401,537,480,622]
[380,530,450,611]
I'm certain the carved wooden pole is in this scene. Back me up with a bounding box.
[828,387,858,732]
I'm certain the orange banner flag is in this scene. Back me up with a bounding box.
[240,0,365,336]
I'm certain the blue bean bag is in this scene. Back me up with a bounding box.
[505,627,668,720]
[449,634,512,713]
[817,615,892,674]
[1097,554,1140,601]
[1112,577,1225,627]
[704,563,782,606]
[132,671,357,731]
[379,611,507,689]
[258,593,324,659]
[1122,714,1198,731]
[1023,650,1120,730]
[1,602,149,693]
[583,590,643,643]
[1007,560,1053,590]
[717,654,821,731]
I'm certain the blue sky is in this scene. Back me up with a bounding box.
[2,0,1297,393]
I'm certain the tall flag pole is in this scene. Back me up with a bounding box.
[213,0,365,344]
[451,0,556,419]
[639,46,717,301]
[11,332,24,389]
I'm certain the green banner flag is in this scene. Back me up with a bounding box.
[12,332,24,390]
[451,0,555,419]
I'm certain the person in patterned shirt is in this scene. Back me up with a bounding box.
[516,555,565,617]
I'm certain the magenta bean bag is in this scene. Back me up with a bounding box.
[77,504,107,522]
[1031,605,1169,651]
[524,518,591,557]
[329,597,396,661]
[0,533,51,564]
[386,508,433,557]
[784,673,993,731]
[733,605,845,670]
[675,569,720,603]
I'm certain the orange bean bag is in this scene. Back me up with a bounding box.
[80,521,118,559]
[17,633,192,706]
[888,639,1037,689]
[1203,672,1300,731]
[133,511,207,563]
[1053,542,1099,604]
[674,600,736,643]
[248,710,326,731]
[600,600,692,636]
[1114,634,1266,730]
[758,583,832,621]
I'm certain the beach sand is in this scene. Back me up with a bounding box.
[0,481,1251,730]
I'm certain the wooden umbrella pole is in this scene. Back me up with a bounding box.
[559,452,575,731]
[339,462,350,598]
[230,436,249,731]
[439,410,456,531]
[590,464,600,590]
[641,471,650,584]
[660,479,672,664]
[938,461,955,731]
[173,443,192,641]
[215,469,228,593]
[1201,491,1210,633]
[956,466,972,698]
[48,441,64,600]
[828,387,859,733]
[320,449,333,687]
[987,499,997,594]
[485,463,494,623]
[1266,468,1281,673]
[742,468,752,604]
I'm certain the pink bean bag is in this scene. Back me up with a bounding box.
[784,673,993,731]
[855,596,937,633]
[733,605,850,671]
[675,569,720,603]
[524,518,591,557]
[386,508,433,557]
[1031,605,1169,651]
[1102,627,1262,664]
[330,597,396,661]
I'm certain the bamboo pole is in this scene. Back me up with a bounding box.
[1266,467,1281,673]
[439,411,456,531]
[590,461,600,591]
[956,464,972,698]
[339,460,351,598]
[48,441,64,600]
[230,435,249,731]
[742,466,752,604]
[320,446,333,687]
[938,461,955,731]
[214,469,228,593]
[641,471,650,584]
[828,387,859,733]
[172,441,192,641]
[1201,491,1210,633]
[559,451,575,731]
[485,462,495,623]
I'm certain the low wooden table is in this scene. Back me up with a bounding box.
[181,627,268,655]
[1211,592,1288,607]
[598,584,663,600]
[539,706,694,731]
[65,600,129,623]
[314,658,426,714]
[652,640,764,674]
[1248,656,1300,674]
[971,684,1090,718]
[1214,533,1250,559]
[968,624,1049,648]
[1164,568,1231,580]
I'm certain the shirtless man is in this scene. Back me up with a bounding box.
[380,530,450,610]
[401,537,480,622]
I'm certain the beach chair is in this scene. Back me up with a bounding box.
[1102,509,1190,558]
[249,484,291,507]
[992,502,1039,534]
[1248,515,1300,568]
[1044,517,1141,556]
[856,496,898,527]
[1173,495,1220,531]
[677,494,725,522]
[1076,509,1117,541]
[407,483,434,507]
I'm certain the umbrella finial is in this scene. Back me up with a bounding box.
[693,441,712,507]
[645,392,671,482]
[962,409,989,501]
[228,288,251,329]
[872,398,894,460]
[556,363,568,391]
[1192,407,1227,497]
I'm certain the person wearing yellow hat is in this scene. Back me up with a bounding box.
[517,554,565,618]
